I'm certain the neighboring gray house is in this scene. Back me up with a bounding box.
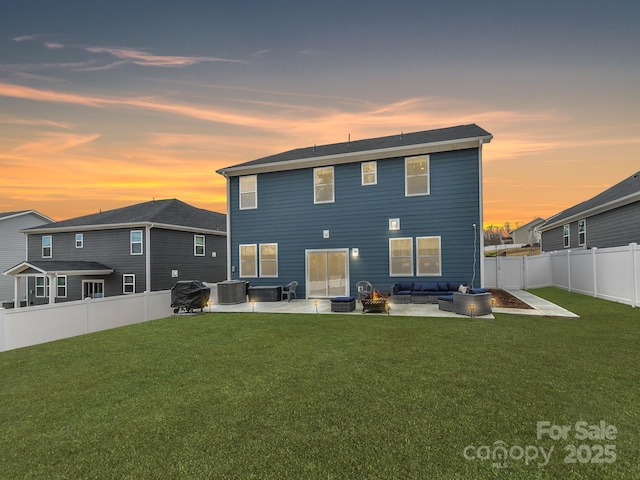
[217,124,493,298]
[3,199,226,306]
[511,217,545,246]
[0,210,54,305]
[539,170,640,252]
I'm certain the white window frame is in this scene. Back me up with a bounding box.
[239,244,258,278]
[563,224,570,248]
[35,276,50,298]
[194,235,205,256]
[259,243,278,278]
[56,275,67,298]
[578,219,586,246]
[361,161,377,185]
[389,237,414,277]
[130,230,143,255]
[82,280,104,299]
[314,166,335,204]
[123,274,136,294]
[405,155,430,197]
[416,236,442,276]
[75,233,83,248]
[42,235,52,258]
[239,175,257,210]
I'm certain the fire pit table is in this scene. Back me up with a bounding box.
[361,291,390,314]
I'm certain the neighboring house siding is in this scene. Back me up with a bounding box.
[150,228,227,290]
[229,148,482,296]
[542,202,640,251]
[0,213,51,302]
[26,229,147,304]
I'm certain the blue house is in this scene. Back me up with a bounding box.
[216,124,493,299]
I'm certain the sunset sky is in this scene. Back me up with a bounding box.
[1,0,638,228]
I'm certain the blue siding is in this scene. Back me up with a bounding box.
[228,148,483,297]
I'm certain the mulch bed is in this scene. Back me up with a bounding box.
[487,289,533,309]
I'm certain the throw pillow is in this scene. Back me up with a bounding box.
[458,284,469,294]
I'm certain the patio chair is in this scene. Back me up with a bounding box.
[355,281,374,301]
[281,281,298,302]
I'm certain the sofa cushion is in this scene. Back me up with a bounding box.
[438,282,449,291]
[438,295,454,302]
[469,288,487,294]
[422,282,439,291]
[412,282,424,291]
[448,282,462,291]
[398,282,413,291]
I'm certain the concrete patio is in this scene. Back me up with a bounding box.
[205,289,579,319]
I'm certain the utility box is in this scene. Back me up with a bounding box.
[217,280,248,304]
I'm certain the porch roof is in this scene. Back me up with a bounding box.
[4,261,114,277]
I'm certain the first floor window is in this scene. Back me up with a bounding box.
[239,244,257,277]
[416,237,442,276]
[260,243,278,277]
[194,235,205,256]
[75,233,83,248]
[42,235,52,258]
[57,276,67,298]
[123,274,135,294]
[390,238,414,276]
[35,276,50,297]
[563,224,570,248]
[578,219,586,246]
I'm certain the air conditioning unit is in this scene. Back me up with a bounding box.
[217,280,248,304]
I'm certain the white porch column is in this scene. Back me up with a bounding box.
[48,274,56,305]
[13,276,21,309]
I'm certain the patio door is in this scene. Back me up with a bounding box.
[306,249,349,298]
[83,280,104,299]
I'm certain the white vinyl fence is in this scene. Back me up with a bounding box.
[0,290,172,352]
[485,243,640,308]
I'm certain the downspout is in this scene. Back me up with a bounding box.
[223,172,232,280]
[478,139,486,287]
[146,224,152,292]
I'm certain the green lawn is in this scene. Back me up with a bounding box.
[1,288,638,479]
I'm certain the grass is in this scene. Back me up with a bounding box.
[1,287,638,479]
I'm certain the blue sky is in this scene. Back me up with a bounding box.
[1,0,639,225]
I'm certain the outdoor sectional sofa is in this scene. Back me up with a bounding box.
[437,289,492,317]
[390,281,468,304]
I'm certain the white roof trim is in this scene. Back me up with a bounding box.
[219,135,492,177]
[3,262,114,277]
[0,210,54,223]
[540,191,640,232]
[21,221,226,236]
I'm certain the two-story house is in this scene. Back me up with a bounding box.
[0,210,54,306]
[3,199,226,306]
[539,170,640,251]
[216,124,493,298]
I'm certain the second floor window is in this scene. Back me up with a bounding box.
[578,219,586,246]
[131,230,143,255]
[362,161,377,185]
[239,175,257,209]
[42,236,52,258]
[314,166,334,203]
[405,155,429,196]
[194,235,205,256]
[75,233,83,248]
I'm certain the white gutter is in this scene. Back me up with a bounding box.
[146,224,152,292]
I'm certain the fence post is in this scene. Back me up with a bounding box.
[523,255,528,290]
[0,307,6,352]
[592,247,598,298]
[631,243,638,308]
[567,250,571,292]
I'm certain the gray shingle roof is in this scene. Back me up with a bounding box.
[544,171,640,226]
[218,124,492,173]
[24,199,225,232]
